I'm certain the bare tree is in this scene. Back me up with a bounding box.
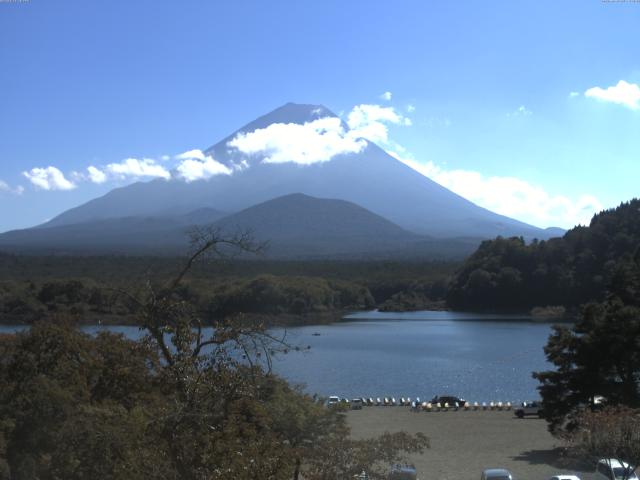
[118,226,286,370]
[115,227,298,478]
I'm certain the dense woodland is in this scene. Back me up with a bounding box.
[0,256,455,325]
[447,199,640,312]
[0,322,430,480]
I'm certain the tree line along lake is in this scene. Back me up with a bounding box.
[0,310,556,402]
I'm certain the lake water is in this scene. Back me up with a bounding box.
[0,310,556,402]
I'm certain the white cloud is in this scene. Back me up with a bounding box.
[347,104,410,144]
[175,151,232,182]
[34,151,232,188]
[22,166,76,191]
[386,150,410,163]
[396,157,602,229]
[380,91,393,101]
[16,101,413,189]
[228,117,367,165]
[87,166,107,184]
[227,103,412,165]
[233,159,249,171]
[507,105,532,117]
[0,180,23,195]
[105,158,171,180]
[585,80,640,110]
[569,91,580,98]
[175,149,206,161]
[406,104,416,113]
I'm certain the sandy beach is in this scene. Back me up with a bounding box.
[346,407,594,480]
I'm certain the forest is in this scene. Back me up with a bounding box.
[447,199,640,313]
[0,254,455,325]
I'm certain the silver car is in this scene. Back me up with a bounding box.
[481,468,514,480]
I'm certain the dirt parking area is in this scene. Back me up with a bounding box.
[346,407,593,480]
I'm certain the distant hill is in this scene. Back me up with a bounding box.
[447,199,640,311]
[211,193,483,259]
[0,209,225,255]
[0,193,481,259]
[212,193,420,257]
[40,102,557,241]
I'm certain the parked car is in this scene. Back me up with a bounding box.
[591,395,607,411]
[481,468,514,480]
[595,458,639,480]
[431,395,466,407]
[389,464,417,480]
[351,398,363,410]
[327,396,340,407]
[514,401,543,418]
[549,475,581,480]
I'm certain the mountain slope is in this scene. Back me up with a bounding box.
[0,209,226,254]
[0,193,482,259]
[40,103,555,240]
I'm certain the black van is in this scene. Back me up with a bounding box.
[430,395,466,407]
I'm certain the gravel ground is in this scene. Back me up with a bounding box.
[346,407,594,480]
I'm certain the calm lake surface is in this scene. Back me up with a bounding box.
[0,310,556,402]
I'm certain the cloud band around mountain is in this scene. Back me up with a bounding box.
[227,104,411,165]
[174,150,232,182]
[227,117,366,165]
[393,155,602,229]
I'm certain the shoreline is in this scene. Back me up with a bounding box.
[0,310,349,328]
[0,307,574,327]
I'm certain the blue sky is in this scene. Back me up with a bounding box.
[1,0,639,232]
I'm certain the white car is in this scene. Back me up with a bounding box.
[595,458,639,480]
[514,401,543,418]
[549,475,581,480]
[327,395,340,407]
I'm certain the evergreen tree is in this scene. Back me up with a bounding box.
[533,249,640,434]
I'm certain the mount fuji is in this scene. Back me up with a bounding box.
[0,103,560,258]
